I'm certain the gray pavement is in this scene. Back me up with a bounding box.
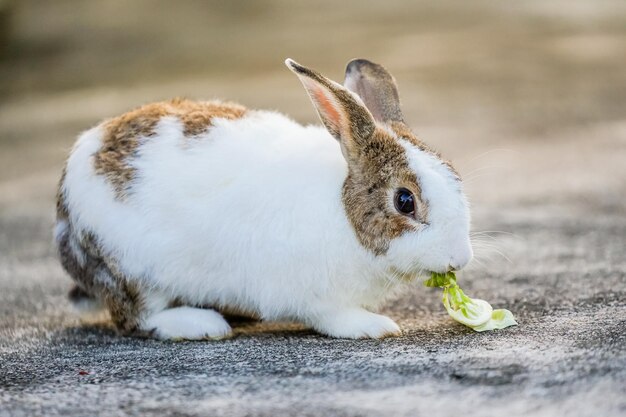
[1,1,625,416]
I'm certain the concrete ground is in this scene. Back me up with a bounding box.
[0,1,625,416]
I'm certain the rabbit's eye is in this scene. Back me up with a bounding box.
[394,188,415,216]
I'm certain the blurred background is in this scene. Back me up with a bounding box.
[1,0,625,219]
[1,1,625,416]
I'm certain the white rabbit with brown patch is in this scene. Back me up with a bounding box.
[55,59,472,340]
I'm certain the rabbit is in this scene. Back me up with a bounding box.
[54,58,472,340]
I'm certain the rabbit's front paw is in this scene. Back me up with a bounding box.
[142,307,232,341]
[312,308,401,339]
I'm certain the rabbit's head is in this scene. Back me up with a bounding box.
[286,59,472,276]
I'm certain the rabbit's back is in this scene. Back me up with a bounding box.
[56,98,360,320]
[91,98,247,200]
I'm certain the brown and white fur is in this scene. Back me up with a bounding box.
[55,59,472,340]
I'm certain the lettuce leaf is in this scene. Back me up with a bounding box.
[426,272,517,331]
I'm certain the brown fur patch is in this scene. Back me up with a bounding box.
[56,165,69,220]
[93,98,247,199]
[58,225,146,334]
[290,61,436,255]
[342,127,426,256]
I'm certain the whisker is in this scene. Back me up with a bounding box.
[458,148,516,164]
[462,164,509,178]
[473,245,512,264]
[469,257,487,269]
[471,230,522,239]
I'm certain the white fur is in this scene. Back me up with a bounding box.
[312,308,401,338]
[144,307,232,340]
[60,108,470,339]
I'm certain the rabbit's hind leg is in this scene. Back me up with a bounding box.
[58,222,232,340]
[90,262,232,340]
[57,223,147,336]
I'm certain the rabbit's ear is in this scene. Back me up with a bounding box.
[285,59,376,157]
[343,59,405,124]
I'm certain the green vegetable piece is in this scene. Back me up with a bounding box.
[426,271,517,332]
[472,309,518,332]
[424,271,456,288]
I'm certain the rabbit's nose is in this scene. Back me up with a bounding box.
[449,253,472,271]
[448,241,473,271]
